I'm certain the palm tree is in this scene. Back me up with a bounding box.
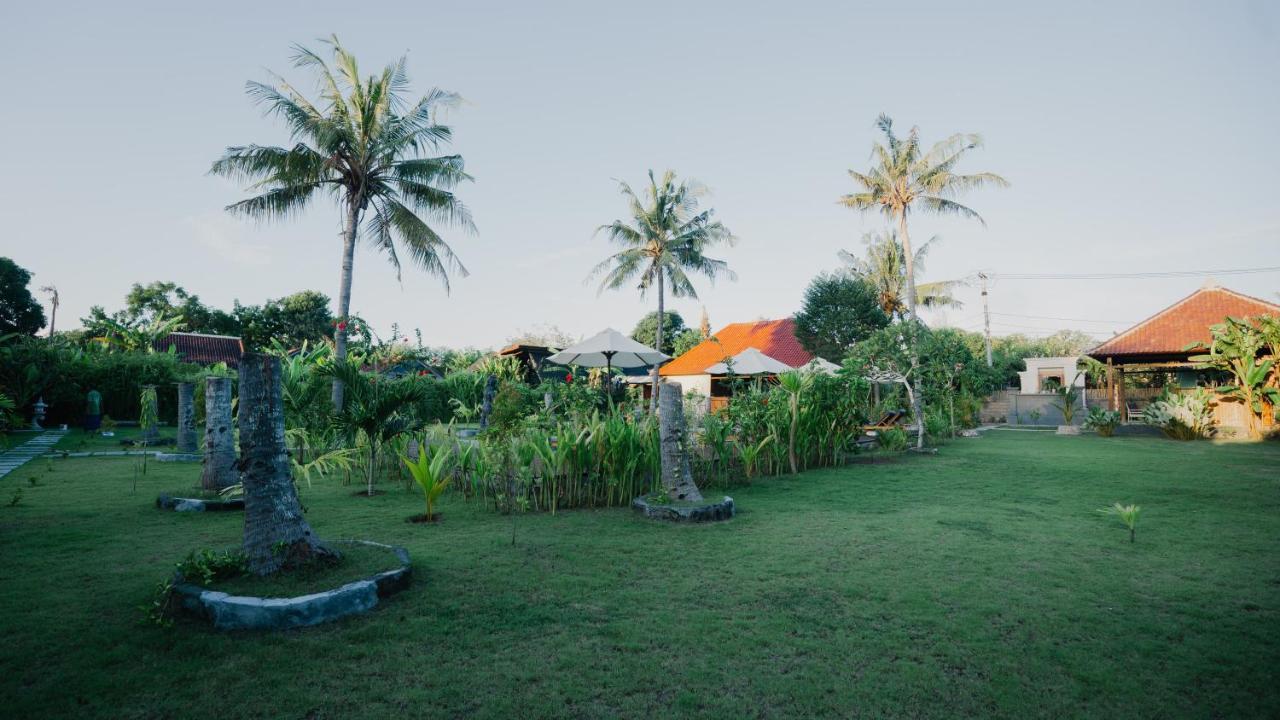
[839,230,963,319]
[211,36,475,410]
[39,285,58,337]
[590,170,736,413]
[840,115,1007,321]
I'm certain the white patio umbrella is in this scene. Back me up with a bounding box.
[802,357,842,375]
[705,347,794,376]
[546,328,669,373]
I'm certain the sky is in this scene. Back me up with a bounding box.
[3,0,1278,349]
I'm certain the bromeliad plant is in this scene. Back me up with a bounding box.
[1098,502,1141,543]
[1083,407,1121,437]
[402,441,454,521]
[1143,389,1215,441]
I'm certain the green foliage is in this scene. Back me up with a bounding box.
[1098,502,1141,543]
[234,290,334,351]
[1143,389,1215,440]
[317,361,430,494]
[793,272,890,361]
[1189,315,1279,439]
[877,426,909,451]
[1084,407,1121,437]
[0,258,47,335]
[1049,376,1082,424]
[0,335,197,426]
[402,442,455,518]
[838,231,962,318]
[630,311,688,355]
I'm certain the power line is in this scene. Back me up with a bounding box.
[990,311,1134,324]
[989,266,1280,281]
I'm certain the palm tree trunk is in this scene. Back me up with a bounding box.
[200,377,237,491]
[897,211,919,321]
[897,210,926,450]
[239,353,327,575]
[331,199,361,411]
[658,381,702,502]
[649,274,664,415]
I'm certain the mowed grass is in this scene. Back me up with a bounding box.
[0,431,1277,719]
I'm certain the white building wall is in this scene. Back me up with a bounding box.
[663,374,713,397]
[1017,356,1085,394]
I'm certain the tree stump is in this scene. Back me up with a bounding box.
[658,382,702,502]
[201,377,237,491]
[238,354,329,575]
[176,382,197,454]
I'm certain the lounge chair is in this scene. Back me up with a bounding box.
[1126,402,1145,423]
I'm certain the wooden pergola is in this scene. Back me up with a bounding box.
[1088,285,1280,423]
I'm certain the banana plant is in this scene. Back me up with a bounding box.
[402,442,454,520]
[1189,316,1280,439]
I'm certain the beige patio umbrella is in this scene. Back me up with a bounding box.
[704,347,794,376]
[546,328,669,374]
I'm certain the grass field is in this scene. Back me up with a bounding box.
[0,431,1276,719]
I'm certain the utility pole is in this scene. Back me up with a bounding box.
[979,273,992,367]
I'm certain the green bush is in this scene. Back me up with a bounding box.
[1083,407,1121,437]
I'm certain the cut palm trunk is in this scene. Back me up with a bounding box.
[201,377,238,491]
[238,353,331,575]
[657,382,702,502]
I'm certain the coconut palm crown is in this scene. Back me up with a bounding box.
[589,170,736,412]
[210,35,475,410]
[839,230,963,319]
[841,114,1006,321]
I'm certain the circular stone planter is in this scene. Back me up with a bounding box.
[156,493,245,512]
[154,452,202,463]
[172,540,412,631]
[632,494,735,523]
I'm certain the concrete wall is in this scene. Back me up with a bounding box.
[663,374,712,397]
[983,390,1086,425]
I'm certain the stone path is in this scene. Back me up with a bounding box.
[0,430,67,478]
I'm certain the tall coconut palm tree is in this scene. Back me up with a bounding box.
[211,36,475,410]
[840,115,1007,321]
[839,230,963,319]
[590,170,736,413]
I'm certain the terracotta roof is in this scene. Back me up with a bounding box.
[154,332,244,367]
[1088,286,1280,361]
[660,318,813,376]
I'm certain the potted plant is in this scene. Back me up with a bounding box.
[1051,374,1083,435]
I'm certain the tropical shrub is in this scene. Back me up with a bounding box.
[1049,376,1082,424]
[1098,502,1141,543]
[402,442,454,520]
[877,426,909,451]
[1083,407,1121,437]
[1143,389,1215,440]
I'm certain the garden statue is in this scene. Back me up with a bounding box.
[201,376,238,491]
[31,396,47,430]
[478,374,497,431]
[657,382,702,502]
[175,382,197,453]
[84,389,102,432]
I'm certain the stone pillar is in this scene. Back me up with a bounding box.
[176,382,197,453]
[201,377,238,491]
[658,382,703,502]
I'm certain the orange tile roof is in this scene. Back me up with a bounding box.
[1089,286,1280,360]
[660,318,813,376]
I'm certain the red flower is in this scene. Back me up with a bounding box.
[565,373,573,384]
[337,321,348,331]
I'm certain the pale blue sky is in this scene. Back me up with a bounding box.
[3,1,1278,348]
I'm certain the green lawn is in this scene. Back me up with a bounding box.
[0,432,1277,719]
[51,426,178,453]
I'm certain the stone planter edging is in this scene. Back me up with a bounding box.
[156,493,245,512]
[173,540,411,631]
[155,452,202,463]
[632,495,735,523]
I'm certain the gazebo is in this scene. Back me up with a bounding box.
[1087,284,1280,425]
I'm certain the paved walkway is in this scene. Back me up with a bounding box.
[0,430,67,478]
